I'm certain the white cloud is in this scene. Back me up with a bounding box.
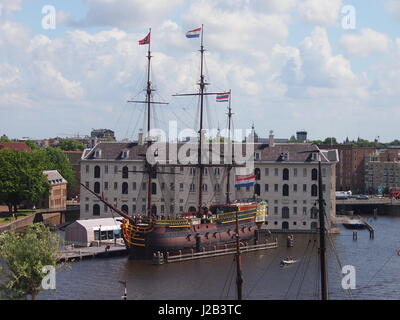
[339,28,390,57]
[385,0,400,21]
[298,0,343,26]
[0,0,23,17]
[66,0,184,29]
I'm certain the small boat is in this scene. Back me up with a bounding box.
[280,259,298,266]
[343,219,366,229]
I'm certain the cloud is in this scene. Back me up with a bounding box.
[65,0,184,29]
[385,0,400,21]
[0,0,23,18]
[339,28,390,57]
[298,0,343,26]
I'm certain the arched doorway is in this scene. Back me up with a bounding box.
[121,205,129,214]
[93,204,100,216]
[282,221,289,230]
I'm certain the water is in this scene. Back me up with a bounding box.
[38,215,400,300]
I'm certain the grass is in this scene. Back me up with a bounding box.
[0,210,36,223]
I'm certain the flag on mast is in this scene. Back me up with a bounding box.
[235,175,256,188]
[216,92,230,102]
[186,27,201,38]
[138,31,151,45]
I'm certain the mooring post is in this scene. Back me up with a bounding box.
[353,231,357,240]
[373,208,378,219]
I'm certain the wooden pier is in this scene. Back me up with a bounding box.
[153,239,278,264]
[357,215,375,239]
[58,245,128,262]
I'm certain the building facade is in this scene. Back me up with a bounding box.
[41,170,68,210]
[80,140,338,232]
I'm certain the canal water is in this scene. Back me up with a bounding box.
[38,215,400,300]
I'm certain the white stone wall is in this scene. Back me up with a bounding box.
[80,159,336,232]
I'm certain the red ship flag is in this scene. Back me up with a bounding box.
[138,31,151,45]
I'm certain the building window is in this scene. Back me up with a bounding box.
[180,183,184,192]
[104,182,108,190]
[132,205,136,213]
[255,168,261,180]
[303,207,307,215]
[282,207,289,219]
[214,168,220,176]
[215,184,220,192]
[122,166,129,179]
[274,184,278,192]
[190,184,195,192]
[132,182,137,191]
[311,184,318,197]
[161,182,165,191]
[142,182,146,191]
[265,168,269,176]
[85,204,89,212]
[104,205,108,213]
[311,207,318,219]
[114,182,118,190]
[274,168,278,176]
[122,182,128,194]
[312,168,318,181]
[293,184,297,192]
[170,183,175,191]
[303,168,307,177]
[283,168,289,181]
[255,184,260,196]
[121,205,129,214]
[283,184,289,197]
[114,166,118,174]
[94,166,101,178]
[303,184,307,192]
[264,184,269,192]
[294,168,297,177]
[93,204,100,216]
[293,207,298,215]
[274,207,278,215]
[85,165,89,173]
[105,165,108,174]
[322,168,327,177]
[94,182,101,194]
[152,183,157,195]
[202,184,208,192]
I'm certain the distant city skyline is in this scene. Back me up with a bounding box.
[1,0,400,142]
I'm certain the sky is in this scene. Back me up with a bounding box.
[1,0,400,143]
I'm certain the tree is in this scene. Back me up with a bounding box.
[322,137,338,145]
[0,149,49,213]
[0,223,62,300]
[32,147,76,190]
[25,140,39,150]
[57,139,85,151]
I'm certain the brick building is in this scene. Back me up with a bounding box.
[41,170,68,210]
[319,144,400,193]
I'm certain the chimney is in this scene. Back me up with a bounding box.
[269,130,275,147]
[138,130,144,145]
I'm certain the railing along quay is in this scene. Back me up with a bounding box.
[153,239,278,265]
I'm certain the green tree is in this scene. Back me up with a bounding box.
[57,139,85,151]
[32,147,76,190]
[322,137,338,145]
[0,149,49,213]
[25,140,39,150]
[0,136,10,142]
[0,223,62,300]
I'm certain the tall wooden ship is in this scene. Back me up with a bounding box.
[82,26,268,258]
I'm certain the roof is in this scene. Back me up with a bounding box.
[68,218,122,231]
[82,141,339,164]
[43,170,68,185]
[0,142,31,152]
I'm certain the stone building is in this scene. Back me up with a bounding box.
[80,138,338,232]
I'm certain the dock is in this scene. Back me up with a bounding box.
[357,215,375,239]
[153,239,278,264]
[58,244,128,262]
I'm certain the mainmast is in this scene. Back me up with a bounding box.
[226,90,233,204]
[128,29,168,218]
[198,24,206,214]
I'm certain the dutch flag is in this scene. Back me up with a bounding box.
[216,92,230,102]
[235,175,256,188]
[186,27,202,38]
